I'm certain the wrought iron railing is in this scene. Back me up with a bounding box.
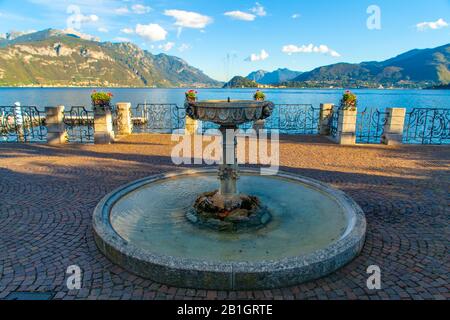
[132,103,321,134]
[356,108,389,144]
[0,106,47,143]
[267,104,320,134]
[63,106,94,143]
[328,105,339,138]
[131,103,181,133]
[403,108,449,145]
[198,104,320,134]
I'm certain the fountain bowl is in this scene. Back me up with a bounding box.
[185,100,275,126]
[93,168,366,290]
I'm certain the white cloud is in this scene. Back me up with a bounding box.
[98,27,108,33]
[132,4,151,14]
[246,49,269,62]
[250,2,266,17]
[158,42,175,52]
[115,7,129,15]
[80,14,99,23]
[135,23,167,42]
[224,11,256,21]
[416,18,448,31]
[164,9,213,29]
[282,44,341,57]
[292,13,301,19]
[0,33,6,39]
[178,43,191,52]
[121,28,134,34]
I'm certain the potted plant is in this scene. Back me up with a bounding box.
[253,90,266,101]
[340,90,357,111]
[91,91,113,111]
[185,90,198,102]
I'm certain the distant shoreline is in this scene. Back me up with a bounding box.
[0,86,445,91]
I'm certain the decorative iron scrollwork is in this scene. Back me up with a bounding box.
[356,108,389,144]
[63,106,94,143]
[132,103,178,133]
[0,106,47,143]
[404,108,449,145]
[329,106,340,138]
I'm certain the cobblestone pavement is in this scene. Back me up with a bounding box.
[0,134,449,300]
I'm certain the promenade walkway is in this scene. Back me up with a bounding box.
[0,134,448,300]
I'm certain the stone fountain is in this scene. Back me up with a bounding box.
[93,98,366,290]
[184,100,274,231]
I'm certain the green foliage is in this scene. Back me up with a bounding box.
[340,90,357,110]
[91,91,113,106]
[185,89,197,100]
[253,90,265,100]
[223,76,258,88]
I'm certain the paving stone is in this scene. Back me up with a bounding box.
[0,134,448,300]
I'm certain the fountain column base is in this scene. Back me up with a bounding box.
[187,190,272,232]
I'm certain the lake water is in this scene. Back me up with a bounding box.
[0,88,449,111]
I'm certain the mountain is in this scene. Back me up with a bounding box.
[290,44,450,88]
[0,29,221,87]
[223,76,258,88]
[247,68,303,85]
[247,70,269,83]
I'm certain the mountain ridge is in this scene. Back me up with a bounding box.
[290,44,450,88]
[247,68,303,85]
[0,29,222,88]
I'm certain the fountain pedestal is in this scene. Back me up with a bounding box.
[218,125,239,201]
[185,100,274,231]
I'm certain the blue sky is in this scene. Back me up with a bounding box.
[0,0,449,81]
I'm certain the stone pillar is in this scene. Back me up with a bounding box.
[382,107,406,145]
[94,107,115,144]
[219,126,239,199]
[333,108,357,145]
[319,103,334,135]
[45,106,66,144]
[116,102,132,135]
[185,116,198,135]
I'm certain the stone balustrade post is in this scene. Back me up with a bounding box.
[94,107,115,144]
[185,115,198,135]
[45,105,66,144]
[116,102,133,136]
[382,107,406,145]
[332,108,357,145]
[319,103,334,135]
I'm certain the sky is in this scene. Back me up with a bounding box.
[0,0,449,81]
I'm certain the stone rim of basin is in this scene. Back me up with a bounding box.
[184,99,275,125]
[187,99,274,109]
[92,168,367,290]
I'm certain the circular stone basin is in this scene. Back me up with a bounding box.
[93,169,366,290]
[185,100,274,125]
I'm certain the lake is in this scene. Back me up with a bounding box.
[0,88,449,111]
